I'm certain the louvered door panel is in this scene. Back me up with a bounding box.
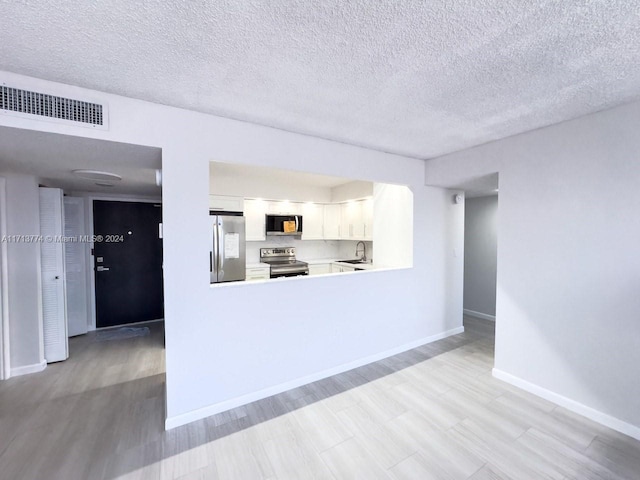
[39,188,68,362]
[64,197,88,337]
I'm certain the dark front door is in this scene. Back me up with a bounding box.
[93,201,163,328]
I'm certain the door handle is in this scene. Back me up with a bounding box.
[97,266,110,272]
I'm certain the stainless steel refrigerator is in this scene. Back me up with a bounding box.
[210,215,246,283]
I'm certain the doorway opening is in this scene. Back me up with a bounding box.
[462,190,498,341]
[93,200,164,328]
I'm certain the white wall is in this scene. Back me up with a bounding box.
[425,101,640,437]
[0,71,464,430]
[464,195,498,318]
[1,173,44,372]
[210,165,332,202]
[331,180,373,202]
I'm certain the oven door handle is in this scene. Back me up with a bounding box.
[271,266,309,276]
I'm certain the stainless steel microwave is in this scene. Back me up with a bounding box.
[265,214,303,236]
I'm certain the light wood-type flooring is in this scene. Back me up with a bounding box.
[1,317,639,479]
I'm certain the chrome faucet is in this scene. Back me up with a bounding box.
[355,241,367,262]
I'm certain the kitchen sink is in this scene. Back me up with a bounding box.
[337,259,368,264]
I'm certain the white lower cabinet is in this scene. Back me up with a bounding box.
[246,266,270,281]
[309,263,331,276]
[331,263,357,273]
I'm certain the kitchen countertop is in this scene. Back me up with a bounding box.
[303,258,376,270]
[246,262,270,269]
[246,259,376,270]
[304,258,339,265]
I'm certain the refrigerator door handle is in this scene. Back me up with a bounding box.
[217,221,224,280]
[212,219,219,283]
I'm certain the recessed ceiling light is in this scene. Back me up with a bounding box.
[73,169,122,182]
[95,181,114,187]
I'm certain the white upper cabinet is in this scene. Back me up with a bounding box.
[209,195,244,213]
[362,197,373,240]
[244,199,267,241]
[340,201,363,239]
[267,200,301,215]
[241,197,371,241]
[323,203,341,239]
[301,203,324,240]
[340,199,373,240]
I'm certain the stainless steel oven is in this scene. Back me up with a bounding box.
[260,247,309,278]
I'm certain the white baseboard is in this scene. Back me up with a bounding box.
[492,368,640,441]
[11,360,47,377]
[464,309,495,322]
[165,325,465,430]
[94,318,164,331]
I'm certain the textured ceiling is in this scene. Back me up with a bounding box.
[1,1,639,159]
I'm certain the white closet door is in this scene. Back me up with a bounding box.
[64,197,88,337]
[39,188,68,363]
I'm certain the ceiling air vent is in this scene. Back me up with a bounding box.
[1,85,105,127]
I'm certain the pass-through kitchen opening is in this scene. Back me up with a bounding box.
[208,161,413,285]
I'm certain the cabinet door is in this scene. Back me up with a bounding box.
[352,201,366,239]
[244,199,267,241]
[323,204,341,239]
[209,195,244,213]
[331,263,343,273]
[309,263,331,276]
[267,201,301,215]
[301,203,324,240]
[361,198,373,240]
[246,267,270,281]
[340,202,363,239]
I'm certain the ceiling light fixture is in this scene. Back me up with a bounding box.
[72,169,122,182]
[95,181,114,187]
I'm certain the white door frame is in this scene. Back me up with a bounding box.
[0,178,10,379]
[85,194,162,331]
